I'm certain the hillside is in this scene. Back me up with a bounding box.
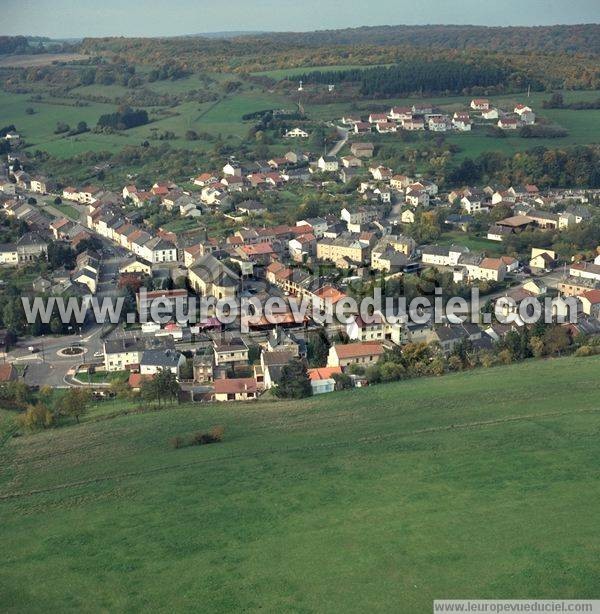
[1,356,600,612]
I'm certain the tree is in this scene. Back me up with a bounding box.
[543,326,571,356]
[61,388,90,423]
[17,403,54,430]
[529,336,545,358]
[308,330,330,367]
[333,372,353,390]
[143,370,180,405]
[274,358,312,399]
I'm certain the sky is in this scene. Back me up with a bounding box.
[3,0,600,39]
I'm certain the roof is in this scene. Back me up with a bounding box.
[0,363,17,383]
[213,377,257,394]
[332,342,384,359]
[261,350,294,367]
[140,349,183,368]
[104,337,146,354]
[582,289,600,304]
[308,367,342,381]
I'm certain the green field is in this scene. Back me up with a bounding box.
[2,356,600,612]
[3,80,599,162]
[437,230,506,255]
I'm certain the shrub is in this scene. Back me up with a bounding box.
[169,436,185,449]
[209,426,225,442]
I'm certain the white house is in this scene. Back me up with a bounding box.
[285,128,309,138]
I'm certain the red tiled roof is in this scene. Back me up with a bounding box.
[308,367,342,381]
[333,342,384,359]
[0,363,17,382]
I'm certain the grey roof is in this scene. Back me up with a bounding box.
[104,337,146,355]
[140,349,183,368]
[190,253,239,288]
[261,350,294,367]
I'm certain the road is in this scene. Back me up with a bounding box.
[327,126,349,157]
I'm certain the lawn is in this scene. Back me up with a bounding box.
[437,230,506,255]
[1,355,600,612]
[47,202,81,220]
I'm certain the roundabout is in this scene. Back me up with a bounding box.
[56,346,88,358]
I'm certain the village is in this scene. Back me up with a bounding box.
[1,95,600,401]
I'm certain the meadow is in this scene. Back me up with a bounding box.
[3,70,599,164]
[1,355,600,612]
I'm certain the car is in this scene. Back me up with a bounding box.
[93,351,104,358]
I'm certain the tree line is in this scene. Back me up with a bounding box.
[293,60,510,97]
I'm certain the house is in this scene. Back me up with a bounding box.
[428,116,450,132]
[569,261,600,283]
[119,258,152,276]
[530,248,557,273]
[341,155,363,168]
[498,118,519,130]
[213,377,258,402]
[481,108,499,120]
[452,112,472,131]
[317,156,339,172]
[261,350,295,390]
[30,176,53,194]
[471,98,490,111]
[193,353,214,383]
[460,193,491,214]
[223,161,242,177]
[327,342,385,369]
[376,121,397,134]
[103,337,146,372]
[434,323,482,354]
[16,233,48,262]
[188,253,239,300]
[308,367,342,394]
[350,142,374,158]
[514,104,533,116]
[317,235,368,266]
[401,209,415,224]
[0,243,19,266]
[346,315,385,342]
[213,337,249,368]
[455,256,507,283]
[139,349,185,378]
[353,122,372,135]
[402,117,425,131]
[284,128,309,138]
[369,165,392,181]
[422,245,469,268]
[389,106,413,121]
[579,290,600,317]
[405,189,429,207]
[266,327,302,356]
[368,113,389,124]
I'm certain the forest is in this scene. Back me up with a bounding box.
[293,60,512,96]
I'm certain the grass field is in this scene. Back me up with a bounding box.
[437,230,506,255]
[1,356,600,612]
[3,80,599,162]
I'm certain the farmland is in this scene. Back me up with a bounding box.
[1,355,600,612]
